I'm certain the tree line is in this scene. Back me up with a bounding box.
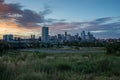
[0,41,120,56]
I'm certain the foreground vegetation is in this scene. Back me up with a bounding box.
[0,51,120,80]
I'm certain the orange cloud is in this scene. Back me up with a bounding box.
[0,19,41,39]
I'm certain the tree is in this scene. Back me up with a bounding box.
[0,41,10,56]
[106,42,120,55]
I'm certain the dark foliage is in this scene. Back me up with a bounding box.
[106,42,120,55]
[0,41,10,56]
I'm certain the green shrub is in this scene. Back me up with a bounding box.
[75,61,97,73]
[55,62,72,71]
[0,51,120,80]
[0,62,15,80]
[16,72,47,80]
[106,42,120,55]
[0,41,10,56]
[97,57,120,76]
[35,63,54,73]
[32,52,47,59]
[97,58,113,72]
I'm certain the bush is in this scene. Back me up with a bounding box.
[0,41,10,56]
[75,61,97,73]
[16,73,46,80]
[106,42,120,55]
[0,62,15,80]
[33,63,54,73]
[55,62,72,71]
[97,58,113,72]
[32,52,47,59]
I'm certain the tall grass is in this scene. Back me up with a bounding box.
[0,51,120,80]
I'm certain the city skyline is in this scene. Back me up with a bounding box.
[2,28,96,44]
[0,0,120,39]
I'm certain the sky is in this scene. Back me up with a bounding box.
[0,0,120,39]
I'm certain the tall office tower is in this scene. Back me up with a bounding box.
[87,32,91,40]
[87,32,95,42]
[42,26,49,43]
[57,34,62,41]
[31,35,35,39]
[75,33,79,41]
[65,32,67,36]
[3,34,13,42]
[81,31,86,41]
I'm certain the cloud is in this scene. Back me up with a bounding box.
[46,18,66,23]
[0,0,53,38]
[92,17,112,24]
[0,0,119,38]
[40,5,52,16]
[0,1,22,15]
[91,30,107,33]
[0,0,4,3]
[0,0,51,29]
[49,17,120,38]
[16,9,44,28]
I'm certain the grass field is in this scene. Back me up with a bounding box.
[0,50,120,80]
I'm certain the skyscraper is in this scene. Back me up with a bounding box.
[31,35,35,39]
[65,32,67,36]
[42,26,49,43]
[81,31,86,41]
[3,34,13,42]
[87,32,95,42]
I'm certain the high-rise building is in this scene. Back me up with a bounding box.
[87,32,95,42]
[75,33,79,41]
[81,31,86,41]
[3,34,13,42]
[42,26,49,43]
[31,35,35,40]
[65,32,67,36]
